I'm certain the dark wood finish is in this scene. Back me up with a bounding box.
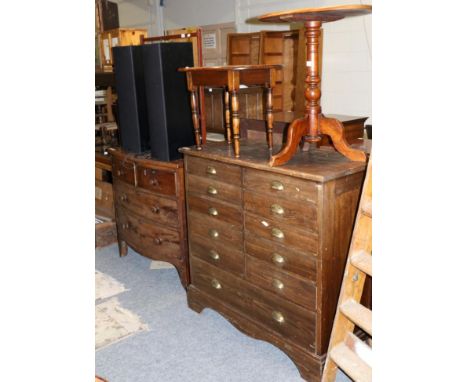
[181,141,365,381]
[95,221,117,248]
[109,148,189,288]
[258,5,371,166]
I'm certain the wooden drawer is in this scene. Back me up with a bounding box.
[114,180,179,228]
[245,212,318,255]
[244,189,318,232]
[187,174,242,205]
[246,255,316,311]
[191,257,246,313]
[188,211,242,249]
[116,207,181,262]
[190,233,244,276]
[112,157,136,186]
[186,156,241,185]
[136,165,177,196]
[244,168,318,204]
[245,233,317,281]
[187,193,242,227]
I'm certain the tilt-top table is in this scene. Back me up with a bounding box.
[258,4,372,166]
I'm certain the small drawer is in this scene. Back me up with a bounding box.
[245,212,318,255]
[112,157,136,186]
[187,193,242,227]
[244,168,318,204]
[136,166,177,196]
[187,174,242,205]
[190,233,244,276]
[188,211,242,249]
[245,233,317,281]
[114,180,179,228]
[246,255,316,311]
[186,156,241,185]
[244,189,318,232]
[191,257,246,313]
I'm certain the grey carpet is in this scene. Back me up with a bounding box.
[95,244,350,382]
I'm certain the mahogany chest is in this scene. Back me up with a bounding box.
[108,148,189,287]
[181,141,366,381]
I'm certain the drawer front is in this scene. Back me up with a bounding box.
[186,156,241,185]
[190,233,244,276]
[191,257,246,313]
[187,174,242,205]
[116,207,182,262]
[245,233,317,281]
[114,180,179,228]
[136,165,177,196]
[188,211,243,249]
[246,255,316,311]
[112,157,136,186]
[244,189,318,232]
[245,212,318,255]
[187,193,242,227]
[244,168,318,204]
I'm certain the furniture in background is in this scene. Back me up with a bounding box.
[258,5,372,166]
[108,148,189,288]
[322,155,372,382]
[179,65,281,158]
[180,141,366,381]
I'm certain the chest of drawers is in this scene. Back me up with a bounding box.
[108,148,189,287]
[181,142,366,381]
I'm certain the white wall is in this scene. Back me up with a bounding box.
[114,0,164,36]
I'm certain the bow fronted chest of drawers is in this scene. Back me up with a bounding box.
[180,141,366,381]
[108,148,189,287]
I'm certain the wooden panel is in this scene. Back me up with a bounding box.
[246,255,317,310]
[245,233,317,281]
[114,179,178,228]
[112,157,136,186]
[136,166,177,196]
[95,179,115,220]
[243,189,317,231]
[187,173,242,205]
[186,156,241,184]
[187,193,242,227]
[227,32,261,65]
[243,168,318,203]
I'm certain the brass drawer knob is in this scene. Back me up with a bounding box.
[272,253,285,265]
[151,206,160,214]
[271,227,284,239]
[272,279,284,290]
[211,279,222,289]
[209,249,220,261]
[271,181,284,191]
[154,237,163,245]
[207,186,218,195]
[270,204,284,215]
[208,207,218,216]
[272,311,285,324]
[206,166,217,175]
[209,229,219,239]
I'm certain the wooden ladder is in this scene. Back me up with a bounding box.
[322,155,372,382]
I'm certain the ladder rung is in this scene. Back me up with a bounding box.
[340,299,372,336]
[361,198,372,217]
[330,334,372,382]
[351,250,372,276]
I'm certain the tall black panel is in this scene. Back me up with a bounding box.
[113,46,150,154]
[142,42,195,161]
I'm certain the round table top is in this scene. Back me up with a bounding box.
[258,4,371,23]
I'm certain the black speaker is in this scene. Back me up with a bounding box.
[113,46,150,154]
[142,42,195,161]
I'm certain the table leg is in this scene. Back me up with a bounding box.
[269,118,308,166]
[230,89,240,158]
[190,88,202,150]
[223,88,232,144]
[266,86,273,155]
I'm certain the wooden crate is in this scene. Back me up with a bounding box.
[227,32,261,65]
[99,28,147,71]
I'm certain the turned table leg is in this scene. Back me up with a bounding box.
[230,89,240,158]
[265,86,274,155]
[189,87,202,150]
[223,88,232,144]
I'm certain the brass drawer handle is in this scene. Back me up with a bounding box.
[208,207,218,216]
[271,228,284,239]
[272,311,285,324]
[154,237,163,245]
[271,181,284,191]
[270,204,284,215]
[211,279,222,289]
[121,223,129,230]
[209,249,220,261]
[151,206,160,214]
[120,194,128,202]
[207,186,218,195]
[149,179,159,186]
[271,253,285,265]
[206,166,217,175]
[209,229,219,239]
[272,279,284,290]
